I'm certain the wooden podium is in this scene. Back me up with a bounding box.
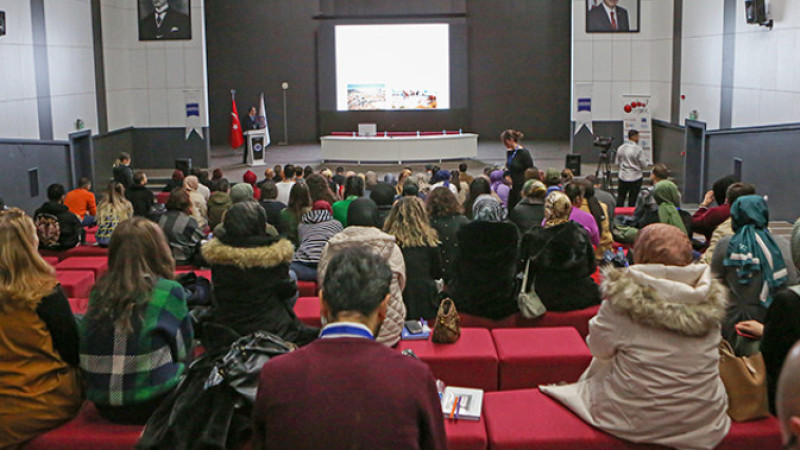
[245,129,268,166]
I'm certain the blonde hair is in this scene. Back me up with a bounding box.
[384,197,440,248]
[0,209,58,309]
[98,182,133,220]
[396,169,412,195]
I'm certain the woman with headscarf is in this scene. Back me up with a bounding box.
[463,177,493,220]
[430,169,457,196]
[450,195,519,320]
[711,195,797,343]
[202,202,319,350]
[521,191,600,311]
[509,179,547,233]
[638,180,692,236]
[183,175,208,229]
[489,170,511,209]
[541,223,731,449]
[318,197,407,347]
[243,170,260,200]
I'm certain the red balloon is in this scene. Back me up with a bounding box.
[624,105,632,113]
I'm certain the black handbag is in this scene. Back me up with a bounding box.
[176,271,212,307]
[137,332,296,450]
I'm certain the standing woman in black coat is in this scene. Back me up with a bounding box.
[502,129,534,210]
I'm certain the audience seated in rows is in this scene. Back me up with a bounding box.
[201,202,318,350]
[64,177,97,226]
[157,188,206,266]
[0,209,82,446]
[80,217,193,424]
[430,169,458,196]
[451,169,469,204]
[258,180,287,233]
[281,182,312,245]
[253,247,446,449]
[243,170,260,201]
[207,178,233,230]
[542,223,731,448]
[625,162,670,227]
[509,179,546,234]
[490,169,511,209]
[522,191,601,312]
[426,187,469,287]
[276,164,296,205]
[95,182,133,247]
[712,194,797,343]
[318,200,406,347]
[306,173,338,205]
[463,177,492,220]
[693,174,738,243]
[451,195,519,320]
[370,182,396,226]
[585,174,616,221]
[126,171,155,218]
[34,183,82,251]
[230,182,254,205]
[291,200,343,281]
[190,169,211,200]
[162,169,185,192]
[384,197,443,319]
[544,168,562,195]
[458,162,473,186]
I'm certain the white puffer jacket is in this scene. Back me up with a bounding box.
[318,226,407,347]
[541,263,731,450]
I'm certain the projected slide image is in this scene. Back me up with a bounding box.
[336,24,450,111]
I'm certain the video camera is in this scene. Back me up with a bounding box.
[593,136,614,153]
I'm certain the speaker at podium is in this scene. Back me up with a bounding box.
[245,129,268,166]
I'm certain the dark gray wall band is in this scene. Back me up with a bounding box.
[720,0,737,129]
[0,141,72,214]
[91,0,108,134]
[670,0,683,124]
[30,0,53,140]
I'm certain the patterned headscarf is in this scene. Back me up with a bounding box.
[634,223,693,266]
[472,195,506,222]
[724,195,788,307]
[544,191,572,228]
[522,180,547,198]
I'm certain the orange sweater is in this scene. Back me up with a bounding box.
[64,188,97,220]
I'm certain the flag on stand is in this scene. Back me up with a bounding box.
[258,93,271,147]
[230,93,244,148]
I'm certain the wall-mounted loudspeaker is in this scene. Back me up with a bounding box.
[745,0,773,28]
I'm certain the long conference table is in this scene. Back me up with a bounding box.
[320,132,478,163]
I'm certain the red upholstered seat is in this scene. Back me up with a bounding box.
[39,249,69,261]
[56,271,95,298]
[84,231,96,244]
[64,246,109,258]
[156,191,170,204]
[491,328,592,390]
[517,305,600,340]
[56,257,108,279]
[445,419,488,450]
[397,328,498,391]
[293,296,322,328]
[68,298,89,315]
[484,388,782,449]
[43,256,60,266]
[22,402,143,450]
[297,280,317,297]
[615,206,635,216]
[459,313,520,330]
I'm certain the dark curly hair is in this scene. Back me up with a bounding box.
[426,187,463,218]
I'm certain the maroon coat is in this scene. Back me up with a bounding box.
[253,337,447,450]
[691,204,731,241]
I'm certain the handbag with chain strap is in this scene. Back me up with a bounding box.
[432,298,460,344]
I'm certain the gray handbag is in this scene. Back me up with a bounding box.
[517,258,547,319]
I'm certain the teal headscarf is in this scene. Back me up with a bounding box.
[652,181,687,235]
[723,195,788,307]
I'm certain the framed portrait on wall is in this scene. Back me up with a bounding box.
[138,0,191,41]
[586,0,640,33]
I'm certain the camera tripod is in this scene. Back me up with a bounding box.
[595,150,613,191]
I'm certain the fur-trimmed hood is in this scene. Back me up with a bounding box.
[202,237,294,269]
[602,263,728,336]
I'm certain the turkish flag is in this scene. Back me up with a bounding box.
[230,96,244,148]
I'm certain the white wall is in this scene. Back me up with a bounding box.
[572,0,674,122]
[0,0,39,139]
[45,0,98,140]
[680,0,725,129]
[101,0,208,132]
[730,0,800,128]
[680,0,800,129]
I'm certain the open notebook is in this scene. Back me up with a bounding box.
[441,387,483,421]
